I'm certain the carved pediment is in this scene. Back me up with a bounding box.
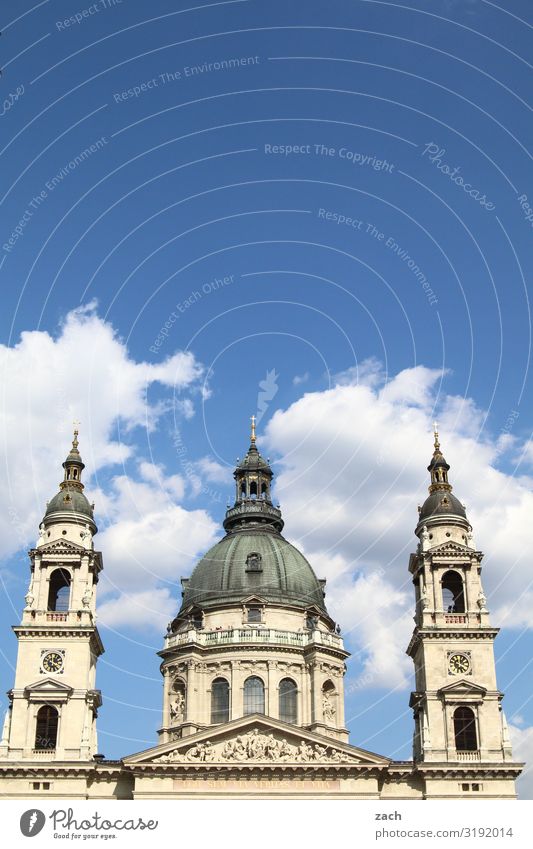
[125,715,390,767]
[430,541,471,558]
[24,678,73,701]
[33,539,85,556]
[438,679,488,700]
[241,595,268,605]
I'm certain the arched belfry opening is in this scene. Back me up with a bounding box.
[48,569,71,612]
[441,570,465,613]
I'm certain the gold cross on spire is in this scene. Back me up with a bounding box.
[433,420,440,452]
[250,414,256,443]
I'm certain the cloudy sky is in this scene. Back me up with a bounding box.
[1,0,532,798]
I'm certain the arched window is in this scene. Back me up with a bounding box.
[250,480,257,499]
[279,678,297,724]
[211,678,230,724]
[241,480,246,497]
[261,482,267,498]
[442,570,465,613]
[244,676,265,715]
[47,569,71,612]
[35,705,58,750]
[454,706,478,751]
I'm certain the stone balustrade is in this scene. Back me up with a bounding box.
[164,626,344,651]
[456,750,481,761]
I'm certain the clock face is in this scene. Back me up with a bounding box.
[448,653,471,675]
[41,651,64,674]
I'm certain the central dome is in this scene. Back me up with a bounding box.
[180,530,326,612]
[175,421,329,622]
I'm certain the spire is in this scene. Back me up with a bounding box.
[428,422,451,493]
[433,420,440,453]
[250,414,257,445]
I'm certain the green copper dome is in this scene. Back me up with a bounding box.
[418,490,467,523]
[180,530,326,613]
[44,488,95,522]
[175,421,329,622]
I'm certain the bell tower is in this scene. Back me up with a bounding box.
[406,427,521,796]
[0,430,104,763]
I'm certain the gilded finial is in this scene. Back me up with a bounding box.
[72,420,80,451]
[250,414,256,444]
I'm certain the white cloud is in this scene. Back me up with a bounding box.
[0,303,204,562]
[509,724,533,800]
[91,459,219,626]
[97,493,218,597]
[97,588,176,632]
[195,456,230,483]
[263,364,533,685]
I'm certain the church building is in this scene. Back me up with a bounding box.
[0,422,523,798]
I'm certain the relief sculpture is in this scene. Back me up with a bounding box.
[155,729,349,763]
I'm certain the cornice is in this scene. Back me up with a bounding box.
[413,763,524,779]
[159,642,349,662]
[0,762,124,779]
[124,762,387,777]
[407,628,499,656]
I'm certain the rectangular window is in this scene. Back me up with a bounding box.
[247,607,261,623]
[32,782,40,790]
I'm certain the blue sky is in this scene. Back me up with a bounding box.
[1,0,533,796]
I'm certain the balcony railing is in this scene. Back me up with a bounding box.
[164,627,344,651]
[31,749,56,759]
[444,614,467,624]
[22,609,93,626]
[456,750,480,761]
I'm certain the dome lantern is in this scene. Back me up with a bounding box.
[223,415,283,534]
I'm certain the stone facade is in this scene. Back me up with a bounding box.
[0,427,523,799]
